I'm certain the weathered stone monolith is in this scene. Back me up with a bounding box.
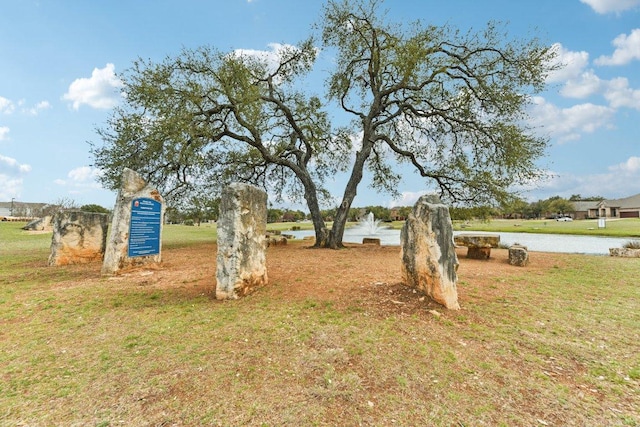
[101,168,164,275]
[400,195,460,310]
[216,183,268,299]
[23,215,53,231]
[48,210,108,266]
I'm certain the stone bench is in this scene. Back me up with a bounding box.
[454,233,500,259]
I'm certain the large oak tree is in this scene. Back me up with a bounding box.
[92,0,557,248]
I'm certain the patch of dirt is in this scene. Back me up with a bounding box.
[111,241,562,313]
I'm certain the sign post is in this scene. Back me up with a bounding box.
[128,197,162,257]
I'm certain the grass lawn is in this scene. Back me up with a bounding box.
[452,218,640,238]
[0,221,638,426]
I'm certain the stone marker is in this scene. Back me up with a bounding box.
[48,210,108,266]
[508,244,529,267]
[102,168,164,275]
[216,183,268,299]
[400,195,460,310]
[23,215,53,231]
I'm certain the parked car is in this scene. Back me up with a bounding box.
[556,216,573,222]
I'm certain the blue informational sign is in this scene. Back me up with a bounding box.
[128,197,162,257]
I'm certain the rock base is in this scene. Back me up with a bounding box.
[609,248,640,258]
[509,245,529,267]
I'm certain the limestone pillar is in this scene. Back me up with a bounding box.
[400,195,460,310]
[48,210,109,266]
[102,168,164,275]
[216,183,268,299]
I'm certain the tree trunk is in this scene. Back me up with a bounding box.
[326,138,373,248]
[300,174,329,248]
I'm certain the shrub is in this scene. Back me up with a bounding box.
[184,219,195,226]
[623,240,640,249]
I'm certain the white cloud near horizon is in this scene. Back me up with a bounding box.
[525,157,640,200]
[595,29,640,65]
[388,190,429,208]
[0,175,24,200]
[62,63,123,110]
[580,0,640,14]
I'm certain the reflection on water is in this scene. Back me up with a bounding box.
[286,228,630,255]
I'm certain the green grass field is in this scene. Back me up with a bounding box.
[453,218,640,238]
[0,221,639,426]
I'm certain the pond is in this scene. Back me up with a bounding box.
[286,228,632,255]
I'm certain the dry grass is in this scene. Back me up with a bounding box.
[0,224,639,426]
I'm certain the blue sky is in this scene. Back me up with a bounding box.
[1,0,639,210]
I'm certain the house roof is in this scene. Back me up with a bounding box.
[572,201,600,212]
[605,193,640,209]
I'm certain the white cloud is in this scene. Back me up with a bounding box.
[0,175,24,200]
[610,156,640,173]
[55,166,103,190]
[24,100,51,116]
[62,63,123,110]
[526,165,640,201]
[546,43,589,83]
[0,96,15,114]
[0,126,9,141]
[580,0,640,14]
[0,154,31,174]
[388,190,429,208]
[68,166,102,182]
[233,43,293,73]
[595,29,640,65]
[529,97,615,142]
[604,77,640,109]
[560,70,603,98]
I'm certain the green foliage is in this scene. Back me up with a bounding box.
[500,196,577,219]
[80,204,110,214]
[91,0,557,248]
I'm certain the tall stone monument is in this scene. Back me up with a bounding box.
[216,183,268,299]
[400,195,460,310]
[48,210,109,266]
[102,168,164,275]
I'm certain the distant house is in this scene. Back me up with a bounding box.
[0,201,50,220]
[573,193,640,219]
[572,201,601,220]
